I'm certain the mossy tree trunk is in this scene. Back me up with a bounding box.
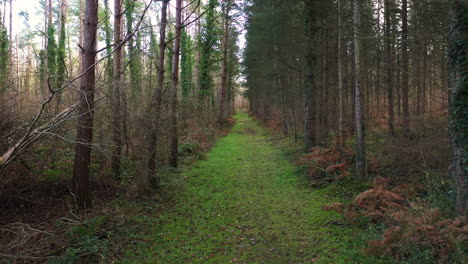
[448,0,468,216]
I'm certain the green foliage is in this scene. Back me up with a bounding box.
[33,143,74,181]
[180,28,193,100]
[198,0,220,102]
[125,0,142,94]
[49,216,111,264]
[166,31,174,81]
[47,24,58,87]
[66,216,108,242]
[0,15,9,91]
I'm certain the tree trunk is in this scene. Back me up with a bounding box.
[78,0,84,74]
[337,0,345,145]
[8,0,12,85]
[303,0,318,151]
[147,0,168,187]
[169,0,182,168]
[353,0,368,181]
[422,44,427,114]
[219,0,232,123]
[72,0,98,210]
[401,0,409,136]
[111,0,123,178]
[55,0,67,114]
[385,0,394,135]
[375,0,382,116]
[448,0,467,216]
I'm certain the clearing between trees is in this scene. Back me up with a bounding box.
[119,112,372,263]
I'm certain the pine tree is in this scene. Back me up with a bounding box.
[198,0,218,103]
[72,0,99,210]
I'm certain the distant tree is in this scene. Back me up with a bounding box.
[198,0,218,104]
[125,0,142,95]
[219,0,232,122]
[401,0,409,136]
[112,0,123,179]
[384,0,395,135]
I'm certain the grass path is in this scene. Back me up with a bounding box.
[122,112,368,263]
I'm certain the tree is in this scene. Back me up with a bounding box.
[384,0,395,135]
[0,7,8,91]
[219,0,232,122]
[180,26,193,100]
[46,0,58,92]
[448,0,467,215]
[401,0,409,136]
[169,0,182,168]
[337,0,344,145]
[72,0,98,209]
[353,0,368,180]
[125,0,142,95]
[303,0,319,150]
[112,0,123,178]
[147,0,169,187]
[198,0,218,104]
[56,0,67,114]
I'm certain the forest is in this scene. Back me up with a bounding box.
[0,0,466,263]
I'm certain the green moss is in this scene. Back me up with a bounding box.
[120,112,377,263]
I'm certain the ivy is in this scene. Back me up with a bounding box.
[181,28,193,100]
[47,24,58,88]
[125,0,142,95]
[0,26,8,91]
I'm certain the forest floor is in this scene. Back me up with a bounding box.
[117,112,374,263]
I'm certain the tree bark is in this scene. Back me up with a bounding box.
[8,0,12,84]
[72,0,98,210]
[219,0,232,123]
[401,0,409,136]
[111,0,123,178]
[385,0,394,135]
[169,0,182,168]
[303,0,318,151]
[448,0,467,216]
[353,0,368,181]
[147,0,169,186]
[337,0,344,145]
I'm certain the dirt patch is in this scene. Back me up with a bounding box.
[0,178,118,263]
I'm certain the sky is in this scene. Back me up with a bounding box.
[5,0,245,48]
[8,0,40,36]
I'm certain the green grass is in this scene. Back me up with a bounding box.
[120,112,380,263]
